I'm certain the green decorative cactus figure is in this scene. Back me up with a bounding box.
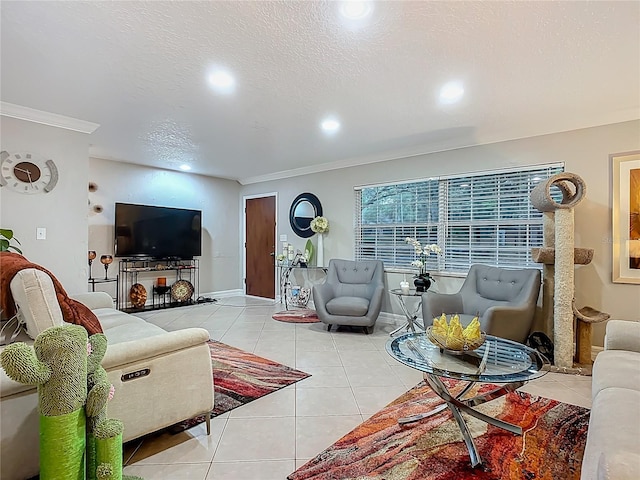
[0,324,89,480]
[86,333,143,480]
[86,333,112,480]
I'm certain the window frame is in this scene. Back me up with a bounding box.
[354,163,564,274]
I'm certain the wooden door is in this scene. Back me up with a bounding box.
[245,195,276,298]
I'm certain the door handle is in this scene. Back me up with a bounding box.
[270,252,275,256]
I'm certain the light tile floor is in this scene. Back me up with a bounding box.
[123,296,592,480]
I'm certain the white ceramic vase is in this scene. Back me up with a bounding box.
[316,233,324,267]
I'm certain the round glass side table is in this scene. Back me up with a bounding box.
[389,288,425,336]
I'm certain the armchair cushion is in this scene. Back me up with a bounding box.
[326,296,370,316]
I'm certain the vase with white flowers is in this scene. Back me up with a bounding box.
[405,237,442,292]
[311,216,329,267]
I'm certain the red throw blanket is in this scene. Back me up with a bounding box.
[0,251,103,335]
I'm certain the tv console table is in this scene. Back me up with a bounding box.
[117,258,199,313]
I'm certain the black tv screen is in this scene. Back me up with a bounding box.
[115,203,202,259]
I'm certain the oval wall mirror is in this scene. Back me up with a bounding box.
[289,192,323,238]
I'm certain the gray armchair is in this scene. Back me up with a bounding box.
[421,264,541,343]
[312,259,385,333]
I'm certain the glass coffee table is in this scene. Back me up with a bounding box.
[386,332,550,467]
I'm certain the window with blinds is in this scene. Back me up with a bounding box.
[354,163,564,273]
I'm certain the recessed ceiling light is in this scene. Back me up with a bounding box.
[439,81,465,104]
[179,164,191,171]
[321,118,341,133]
[208,69,235,93]
[340,1,373,19]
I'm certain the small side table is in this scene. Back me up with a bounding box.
[389,288,425,336]
[277,264,327,310]
[89,277,117,292]
[88,277,118,306]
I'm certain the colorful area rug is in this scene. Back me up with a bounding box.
[289,380,589,480]
[172,341,310,431]
[272,309,320,323]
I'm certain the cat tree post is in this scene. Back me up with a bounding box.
[530,172,591,370]
[554,208,574,368]
[541,213,555,336]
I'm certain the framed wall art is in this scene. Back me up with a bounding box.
[612,150,640,284]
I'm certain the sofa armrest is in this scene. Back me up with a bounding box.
[102,327,211,369]
[102,326,214,442]
[604,320,640,353]
[596,451,640,480]
[71,291,114,310]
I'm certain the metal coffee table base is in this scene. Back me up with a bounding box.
[400,374,525,468]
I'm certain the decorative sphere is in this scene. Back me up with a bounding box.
[129,283,147,308]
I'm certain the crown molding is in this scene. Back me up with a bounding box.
[238,154,393,185]
[0,101,100,134]
[239,117,640,185]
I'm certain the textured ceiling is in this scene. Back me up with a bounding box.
[1,1,639,184]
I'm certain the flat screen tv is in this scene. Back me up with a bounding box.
[114,203,202,259]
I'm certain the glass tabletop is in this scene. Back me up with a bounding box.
[386,332,549,383]
[389,288,422,297]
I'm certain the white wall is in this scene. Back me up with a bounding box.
[0,116,91,292]
[3,115,638,346]
[88,158,241,295]
[241,120,640,346]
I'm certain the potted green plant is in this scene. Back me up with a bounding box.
[0,229,22,254]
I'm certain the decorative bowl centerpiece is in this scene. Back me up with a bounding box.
[427,314,486,352]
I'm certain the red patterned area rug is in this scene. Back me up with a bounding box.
[272,309,320,323]
[172,341,310,432]
[289,380,589,480]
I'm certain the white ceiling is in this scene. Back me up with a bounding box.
[1,1,639,184]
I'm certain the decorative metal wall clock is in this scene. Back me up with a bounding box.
[0,151,59,194]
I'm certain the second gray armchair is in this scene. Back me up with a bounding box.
[421,264,541,343]
[312,259,385,333]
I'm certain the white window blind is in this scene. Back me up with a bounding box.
[354,163,564,273]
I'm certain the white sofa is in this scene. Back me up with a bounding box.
[581,319,640,480]
[1,269,214,480]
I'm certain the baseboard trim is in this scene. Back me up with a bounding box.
[200,289,244,298]
[378,312,406,324]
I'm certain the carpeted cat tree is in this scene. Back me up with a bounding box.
[530,172,609,370]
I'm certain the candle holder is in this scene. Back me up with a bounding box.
[155,277,170,295]
[100,254,113,280]
[88,251,96,280]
